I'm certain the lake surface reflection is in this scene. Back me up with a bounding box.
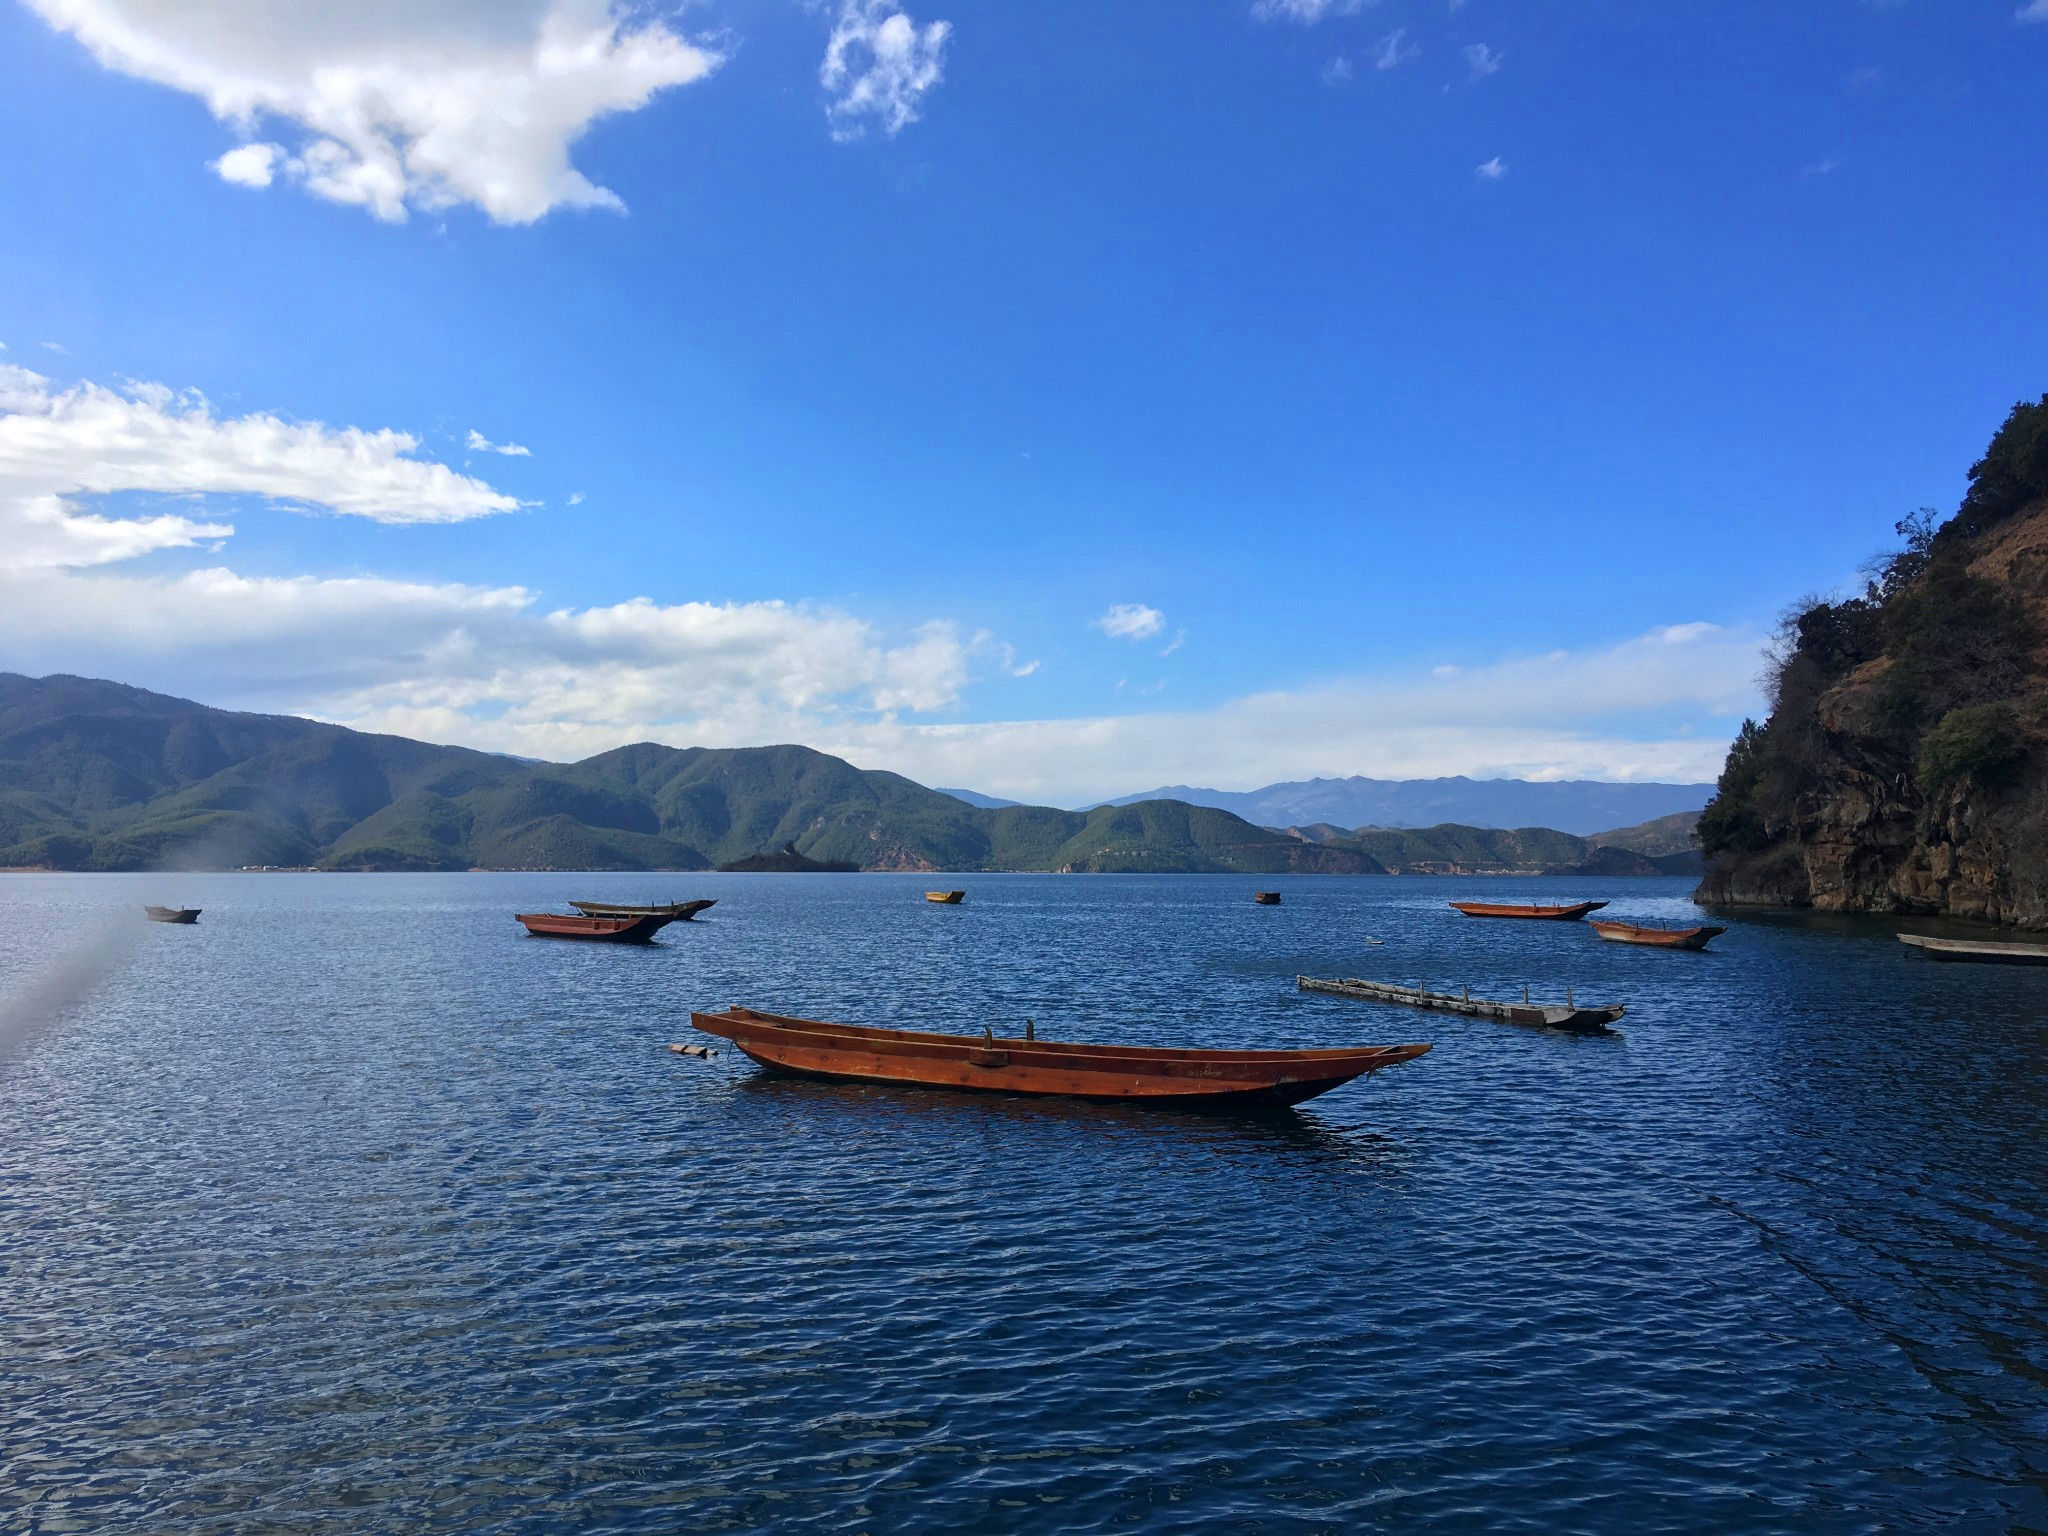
[2,872,2043,1533]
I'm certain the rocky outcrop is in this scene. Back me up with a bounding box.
[1697,399,2048,928]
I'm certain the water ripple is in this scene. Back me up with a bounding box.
[1,872,2042,1533]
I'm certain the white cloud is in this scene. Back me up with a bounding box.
[1373,28,1419,69]
[0,363,519,570]
[1321,55,1355,84]
[1475,156,1507,180]
[567,491,585,505]
[212,141,280,188]
[24,0,721,224]
[1464,41,1503,77]
[2019,0,2048,21]
[1094,603,1165,642]
[807,623,1769,805]
[467,428,532,457]
[0,567,988,761]
[1803,158,1840,177]
[1252,0,1368,23]
[821,0,950,141]
[41,342,67,355]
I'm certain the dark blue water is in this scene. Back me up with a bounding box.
[2,873,2043,1533]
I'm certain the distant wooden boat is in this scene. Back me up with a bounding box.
[691,1006,1430,1109]
[1253,891,1282,905]
[1590,919,1726,950]
[516,911,672,943]
[1449,900,1609,921]
[1898,933,2048,966]
[569,899,716,920]
[144,906,201,924]
[1299,975,1624,1035]
[925,890,966,904]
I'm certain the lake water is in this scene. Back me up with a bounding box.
[2,872,2043,1533]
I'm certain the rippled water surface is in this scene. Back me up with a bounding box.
[2,872,2044,1533]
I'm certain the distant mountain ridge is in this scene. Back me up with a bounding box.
[1101,775,1713,836]
[0,674,1378,876]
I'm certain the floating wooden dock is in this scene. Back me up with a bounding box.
[1298,975,1624,1035]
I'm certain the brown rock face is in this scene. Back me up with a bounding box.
[1699,490,2048,930]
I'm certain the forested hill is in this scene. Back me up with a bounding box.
[1696,394,2048,927]
[0,674,1381,874]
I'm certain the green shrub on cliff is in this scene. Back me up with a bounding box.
[1955,394,2048,537]
[1697,395,2044,865]
[1917,704,2026,796]
[1696,719,1774,855]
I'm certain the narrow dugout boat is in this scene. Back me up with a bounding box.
[516,911,673,943]
[570,899,716,920]
[1253,891,1282,905]
[1590,919,1726,951]
[1298,975,1624,1035]
[144,906,201,924]
[1898,933,2048,966]
[925,890,966,904]
[1449,899,1609,921]
[690,1005,1430,1108]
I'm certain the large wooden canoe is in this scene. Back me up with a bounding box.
[570,899,716,920]
[690,1006,1430,1108]
[1299,975,1624,1035]
[1450,900,1609,921]
[1590,919,1726,950]
[925,890,966,904]
[1898,933,2048,966]
[144,905,201,924]
[517,911,673,943]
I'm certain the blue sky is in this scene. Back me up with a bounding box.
[1,0,2043,803]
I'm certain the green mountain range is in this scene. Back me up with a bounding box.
[0,674,1386,874]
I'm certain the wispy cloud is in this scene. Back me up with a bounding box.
[1464,42,1503,78]
[466,429,532,458]
[802,622,1768,805]
[23,0,721,224]
[1251,0,1368,23]
[1374,28,1419,69]
[821,0,951,141]
[2019,0,2048,22]
[0,362,519,571]
[1803,158,1840,177]
[1321,55,1355,85]
[1094,603,1166,642]
[1475,156,1507,180]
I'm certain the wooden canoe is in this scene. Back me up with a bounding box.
[1449,900,1609,921]
[1253,891,1282,905]
[691,1006,1430,1109]
[144,906,201,924]
[516,911,673,943]
[1299,975,1624,1035]
[1898,933,2048,966]
[570,899,716,920]
[1590,919,1726,950]
[925,890,966,904]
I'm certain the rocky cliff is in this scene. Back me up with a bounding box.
[1697,395,2048,927]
